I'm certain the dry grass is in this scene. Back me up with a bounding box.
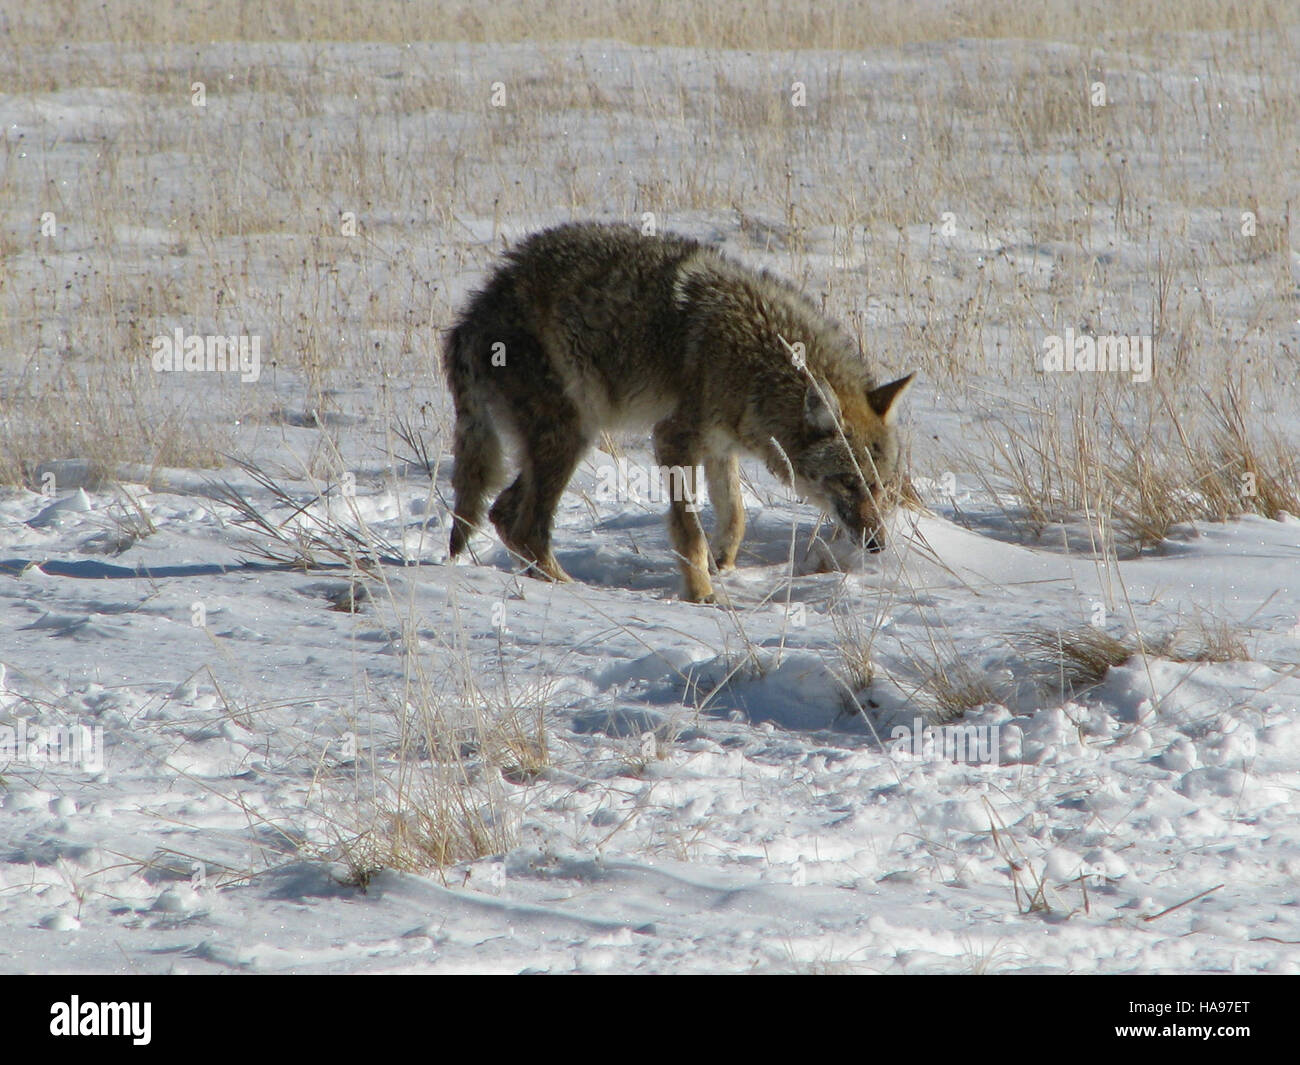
[1023,624,1137,694]
[4,1,1291,51]
[2,3,1295,504]
[204,451,550,877]
[315,590,559,879]
[828,586,885,718]
[986,798,1057,915]
[966,371,1300,554]
[0,347,225,488]
[917,657,1000,722]
[1022,607,1252,697]
[832,610,877,695]
[1155,609,1253,663]
[329,769,515,886]
[210,456,408,570]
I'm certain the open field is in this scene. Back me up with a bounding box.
[1,2,1298,973]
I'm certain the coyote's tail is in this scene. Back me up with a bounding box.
[444,321,503,558]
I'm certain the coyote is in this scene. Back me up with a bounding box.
[444,222,913,602]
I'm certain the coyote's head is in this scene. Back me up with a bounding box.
[789,373,914,552]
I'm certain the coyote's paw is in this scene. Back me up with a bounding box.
[528,554,573,583]
[682,573,726,604]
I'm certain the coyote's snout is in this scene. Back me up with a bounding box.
[444,222,914,602]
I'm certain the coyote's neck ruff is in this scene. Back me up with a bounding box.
[445,221,913,602]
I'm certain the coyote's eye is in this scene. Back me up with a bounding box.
[840,472,881,496]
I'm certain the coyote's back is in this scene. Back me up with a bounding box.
[444,222,913,601]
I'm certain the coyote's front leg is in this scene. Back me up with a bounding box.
[653,414,712,602]
[704,451,744,571]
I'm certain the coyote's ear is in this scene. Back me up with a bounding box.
[803,381,842,431]
[866,373,915,423]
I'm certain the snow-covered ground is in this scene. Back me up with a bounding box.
[1,21,1298,973]
[3,459,1298,973]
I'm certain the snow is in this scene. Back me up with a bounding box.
[2,464,1297,972]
